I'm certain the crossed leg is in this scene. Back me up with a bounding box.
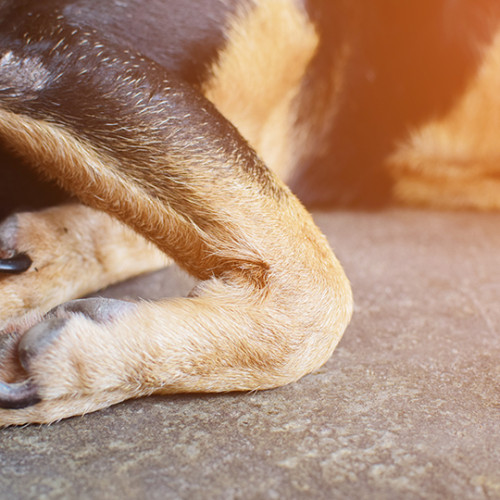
[0,26,352,425]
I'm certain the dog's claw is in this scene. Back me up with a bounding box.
[0,253,32,274]
[0,380,40,409]
[18,318,67,372]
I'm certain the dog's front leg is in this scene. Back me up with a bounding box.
[0,28,352,425]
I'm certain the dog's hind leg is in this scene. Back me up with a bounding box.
[0,31,352,424]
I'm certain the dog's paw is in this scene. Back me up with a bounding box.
[0,206,169,330]
[0,207,120,327]
[0,298,136,414]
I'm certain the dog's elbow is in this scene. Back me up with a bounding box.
[242,258,353,390]
[285,269,353,384]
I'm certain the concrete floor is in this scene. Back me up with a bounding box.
[1,209,500,499]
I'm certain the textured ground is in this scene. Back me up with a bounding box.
[2,209,500,499]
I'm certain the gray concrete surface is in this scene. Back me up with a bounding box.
[1,209,500,499]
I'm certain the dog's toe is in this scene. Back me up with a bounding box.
[8,298,133,374]
[0,380,40,409]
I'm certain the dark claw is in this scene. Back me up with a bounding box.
[0,253,32,274]
[18,318,67,372]
[0,380,40,409]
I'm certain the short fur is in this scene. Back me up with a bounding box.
[0,0,498,425]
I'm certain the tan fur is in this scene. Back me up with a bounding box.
[7,0,500,427]
[0,91,352,425]
[4,0,500,426]
[0,109,284,279]
[203,0,319,180]
[0,109,238,279]
[388,27,500,210]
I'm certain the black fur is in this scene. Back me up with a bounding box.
[0,147,68,220]
[293,0,500,207]
[0,0,245,85]
[0,0,248,218]
[1,0,499,214]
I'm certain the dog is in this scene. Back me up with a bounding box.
[0,0,499,426]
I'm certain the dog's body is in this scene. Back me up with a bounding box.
[0,0,499,425]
